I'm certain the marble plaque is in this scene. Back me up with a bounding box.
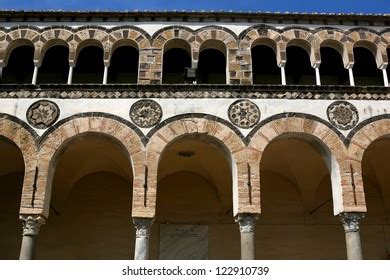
[159,224,209,260]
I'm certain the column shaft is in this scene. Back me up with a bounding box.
[235,213,258,260]
[103,65,108,84]
[31,66,38,85]
[133,218,153,260]
[315,67,321,85]
[382,69,389,87]
[67,65,73,85]
[348,68,355,86]
[280,66,286,85]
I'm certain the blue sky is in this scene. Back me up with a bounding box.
[0,0,389,14]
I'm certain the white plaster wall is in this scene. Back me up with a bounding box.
[1,98,389,137]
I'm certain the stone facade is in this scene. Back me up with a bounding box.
[0,10,389,260]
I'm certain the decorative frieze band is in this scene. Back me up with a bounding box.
[0,87,389,100]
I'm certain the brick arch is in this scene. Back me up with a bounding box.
[72,27,111,63]
[348,29,388,68]
[194,26,238,53]
[37,114,145,218]
[314,28,351,68]
[108,26,151,67]
[247,114,366,214]
[109,25,151,49]
[2,26,42,65]
[238,25,281,85]
[151,26,195,49]
[281,28,320,66]
[194,26,239,84]
[38,27,74,66]
[141,115,256,218]
[0,114,39,216]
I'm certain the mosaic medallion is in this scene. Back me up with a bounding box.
[26,100,60,129]
[130,100,163,128]
[228,99,260,129]
[327,101,359,130]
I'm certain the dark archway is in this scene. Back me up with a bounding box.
[73,46,104,84]
[38,45,69,84]
[285,46,315,85]
[320,47,349,85]
[353,47,382,86]
[162,48,191,84]
[2,45,34,84]
[197,49,226,84]
[108,46,139,83]
[251,45,280,84]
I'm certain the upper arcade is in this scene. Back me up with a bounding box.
[0,10,388,87]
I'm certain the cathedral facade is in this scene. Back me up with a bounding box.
[0,10,389,260]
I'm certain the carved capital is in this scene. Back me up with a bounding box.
[235,213,258,233]
[19,215,45,236]
[133,218,153,238]
[339,212,364,233]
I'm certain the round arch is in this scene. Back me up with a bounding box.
[36,115,144,218]
[144,116,250,219]
[248,115,364,214]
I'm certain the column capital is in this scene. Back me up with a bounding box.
[19,214,45,236]
[339,212,364,233]
[235,213,258,233]
[133,218,153,238]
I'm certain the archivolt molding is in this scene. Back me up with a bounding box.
[348,30,388,68]
[0,114,39,216]
[142,115,256,218]
[36,114,144,218]
[247,113,366,213]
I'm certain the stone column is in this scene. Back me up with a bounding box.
[339,212,364,260]
[19,215,45,260]
[133,218,153,260]
[235,213,258,260]
[31,65,39,85]
[382,69,388,87]
[280,66,286,85]
[348,68,355,86]
[103,65,108,84]
[67,65,74,85]
[315,67,321,85]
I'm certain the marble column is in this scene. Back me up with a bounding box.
[280,66,286,85]
[348,68,355,86]
[31,65,39,85]
[19,215,45,260]
[339,212,364,260]
[67,65,74,84]
[382,69,388,87]
[103,65,108,84]
[315,67,321,85]
[133,218,153,260]
[235,213,258,260]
